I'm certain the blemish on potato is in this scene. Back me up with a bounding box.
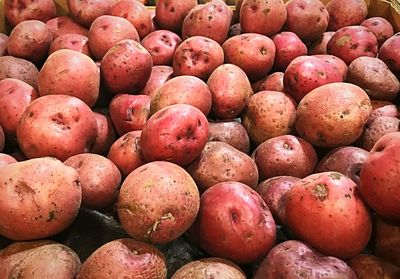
[46,210,56,222]
[329,172,342,180]
[313,183,328,201]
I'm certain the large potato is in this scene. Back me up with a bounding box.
[208,120,250,154]
[155,0,197,32]
[0,56,39,89]
[4,0,56,27]
[0,157,82,240]
[67,0,117,27]
[45,16,88,38]
[140,65,174,97]
[326,0,368,31]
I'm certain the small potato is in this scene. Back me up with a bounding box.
[48,34,91,57]
[91,111,116,155]
[4,0,56,27]
[326,0,368,31]
[0,153,17,167]
[272,31,308,71]
[0,34,9,56]
[46,16,89,38]
[361,17,394,48]
[258,72,285,92]
[208,120,250,154]
[155,0,197,32]
[347,254,400,279]
[140,65,174,97]
[0,56,39,89]
[67,0,117,27]
[308,31,335,55]
[378,33,400,75]
[173,36,224,80]
[141,30,182,66]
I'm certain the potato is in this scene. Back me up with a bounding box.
[38,49,99,107]
[207,64,253,119]
[0,56,39,89]
[187,141,259,192]
[0,34,9,56]
[101,39,152,95]
[173,36,224,80]
[242,90,297,146]
[141,30,182,66]
[326,0,368,31]
[0,240,55,259]
[313,54,348,80]
[77,238,167,279]
[91,111,116,155]
[117,161,200,244]
[295,82,372,148]
[140,104,209,166]
[155,0,197,33]
[67,0,117,27]
[374,216,400,267]
[272,31,308,71]
[252,135,318,180]
[258,72,285,92]
[308,31,335,55]
[347,254,400,279]
[240,0,287,37]
[45,16,88,38]
[4,0,56,27]
[107,130,145,177]
[361,17,394,48]
[369,100,400,121]
[182,0,232,45]
[48,34,91,57]
[0,126,4,152]
[140,65,174,97]
[254,240,357,279]
[0,242,81,279]
[208,120,250,154]
[171,258,246,279]
[222,33,275,81]
[0,153,17,167]
[285,0,329,42]
[88,15,139,60]
[0,157,82,240]
[151,75,212,116]
[378,33,400,75]
[17,95,98,161]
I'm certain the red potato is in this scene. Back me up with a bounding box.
[252,135,318,180]
[283,55,343,102]
[101,39,152,95]
[38,49,99,107]
[117,161,200,244]
[17,95,98,161]
[272,32,308,71]
[222,33,276,81]
[91,111,116,155]
[155,0,197,33]
[48,34,91,57]
[0,56,39,89]
[0,34,9,56]
[109,94,151,136]
[0,126,4,152]
[0,153,17,167]
[88,15,139,60]
[254,240,357,279]
[0,78,39,142]
[4,0,56,27]
[369,100,400,121]
[141,30,182,66]
[207,64,253,119]
[107,130,145,177]
[378,33,400,75]
[189,181,276,264]
[140,104,209,166]
[46,16,88,38]
[173,36,224,80]
[374,217,400,267]
[0,157,82,240]
[258,72,285,92]
[308,31,334,55]
[66,0,117,27]
[326,0,368,31]
[240,0,287,37]
[208,120,250,154]
[140,65,174,97]
[285,0,329,42]
[327,25,378,65]
[109,0,152,39]
[285,172,372,259]
[361,17,394,48]
[347,254,400,279]
[151,75,212,116]
[360,132,400,220]
[182,0,232,45]
[0,240,55,260]
[313,54,348,80]
[77,239,167,279]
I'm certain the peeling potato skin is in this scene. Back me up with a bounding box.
[285,171,372,259]
[117,161,200,244]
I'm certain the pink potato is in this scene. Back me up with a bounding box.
[313,54,348,80]
[151,75,212,116]
[326,0,368,31]
[140,65,174,97]
[66,0,117,27]
[155,0,197,33]
[240,0,287,37]
[4,0,56,27]
[37,49,99,107]
[48,34,91,57]
[285,0,329,42]
[109,94,151,136]
[182,0,232,45]
[222,33,276,81]
[0,153,18,167]
[378,33,400,75]
[101,39,152,95]
[258,72,285,92]
[46,16,89,38]
[88,15,139,60]
[173,36,224,80]
[107,130,145,177]
[140,104,209,166]
[0,56,39,89]
[272,31,308,71]
[109,0,152,39]
[16,95,98,161]
[361,17,394,48]
[327,25,378,65]
[141,30,182,66]
[208,120,250,154]
[0,34,9,56]
[189,181,276,264]
[91,111,116,155]
[308,31,335,55]
[117,161,200,244]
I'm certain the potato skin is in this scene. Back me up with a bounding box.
[347,254,400,279]
[49,34,91,57]
[155,0,197,32]
[0,153,18,167]
[326,0,368,31]
[378,33,400,75]
[308,31,335,55]
[67,0,117,27]
[0,157,82,240]
[46,16,89,38]
[258,72,285,93]
[91,111,116,155]
[272,31,308,71]
[374,217,400,267]
[361,17,394,47]
[208,120,250,154]
[0,34,9,56]
[140,65,174,97]
[4,0,56,27]
[0,56,39,89]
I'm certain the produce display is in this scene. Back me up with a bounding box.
[1,0,400,278]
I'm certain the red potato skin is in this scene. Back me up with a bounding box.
[66,0,117,27]
[109,94,151,136]
[141,30,182,66]
[347,254,400,279]
[285,172,372,259]
[378,33,400,75]
[4,0,56,27]
[46,16,89,39]
[361,17,394,48]
[369,100,399,121]
[155,0,197,32]
[374,217,400,267]
[91,111,116,155]
[258,72,285,92]
[0,153,17,167]
[308,31,335,55]
[222,33,276,81]
[140,104,209,166]
[189,182,276,264]
[208,120,250,154]
[272,32,308,71]
[313,54,348,80]
[326,0,368,31]
[48,34,91,57]
[140,66,174,97]
[0,34,9,56]
[101,39,153,95]
[0,56,39,89]
[360,132,400,220]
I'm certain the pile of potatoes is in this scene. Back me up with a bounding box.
[1,0,400,278]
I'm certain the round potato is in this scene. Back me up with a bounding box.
[48,34,91,57]
[46,16,88,38]
[155,0,197,32]
[0,153,18,167]
[326,0,368,31]
[91,111,116,155]
[361,17,394,47]
[0,34,9,56]
[358,116,400,151]
[347,254,400,279]
[67,0,117,27]
[4,0,56,27]
[0,56,39,89]
[258,72,285,93]
[208,120,250,154]
[272,31,308,71]
[308,31,335,55]
[0,126,4,152]
[378,33,400,75]
[140,65,174,97]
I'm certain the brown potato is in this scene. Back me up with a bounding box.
[4,0,56,27]
[140,65,174,97]
[45,16,89,38]
[0,56,39,89]
[208,120,250,154]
